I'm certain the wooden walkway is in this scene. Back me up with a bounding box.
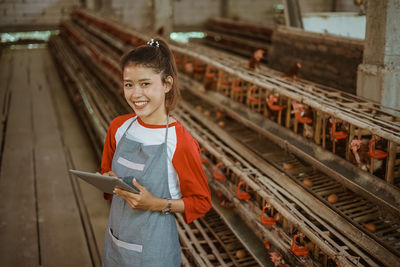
[0,46,109,267]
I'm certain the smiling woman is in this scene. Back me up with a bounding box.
[100,38,211,267]
[121,38,180,116]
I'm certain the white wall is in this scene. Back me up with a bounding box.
[302,12,366,39]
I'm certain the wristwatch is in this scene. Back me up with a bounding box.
[161,199,172,214]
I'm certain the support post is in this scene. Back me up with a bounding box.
[385,141,397,184]
[357,0,400,115]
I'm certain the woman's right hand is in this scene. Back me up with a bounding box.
[101,170,123,183]
[100,171,117,177]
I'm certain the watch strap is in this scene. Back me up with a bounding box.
[161,199,172,214]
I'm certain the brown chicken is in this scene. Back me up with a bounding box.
[269,251,285,267]
[350,138,383,172]
[284,62,302,79]
[248,49,264,70]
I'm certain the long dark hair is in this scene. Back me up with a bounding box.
[121,38,180,114]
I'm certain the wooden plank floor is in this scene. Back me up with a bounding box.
[0,46,109,267]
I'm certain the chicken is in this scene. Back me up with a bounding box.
[303,123,314,138]
[291,102,305,116]
[184,62,193,73]
[264,239,271,250]
[350,138,383,172]
[248,49,264,71]
[215,110,226,120]
[350,139,363,166]
[284,62,302,79]
[221,199,234,209]
[269,251,285,267]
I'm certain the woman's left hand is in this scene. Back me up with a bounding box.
[113,178,160,211]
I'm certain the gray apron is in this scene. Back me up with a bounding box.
[102,116,181,267]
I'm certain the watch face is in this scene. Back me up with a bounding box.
[162,199,172,214]
[161,208,171,214]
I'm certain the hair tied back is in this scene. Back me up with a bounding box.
[147,38,160,47]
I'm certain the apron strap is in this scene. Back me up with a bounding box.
[124,116,137,135]
[164,115,170,181]
[164,114,169,143]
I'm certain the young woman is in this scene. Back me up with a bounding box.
[100,38,212,266]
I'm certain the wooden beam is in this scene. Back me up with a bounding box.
[346,124,355,161]
[285,98,292,129]
[314,111,322,145]
[385,141,397,184]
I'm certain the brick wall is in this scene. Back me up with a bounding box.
[173,0,281,28]
[299,0,360,13]
[228,0,282,26]
[0,0,80,27]
[108,0,220,30]
[268,26,364,93]
[336,0,360,12]
[111,0,153,30]
[173,0,220,28]
[298,0,333,13]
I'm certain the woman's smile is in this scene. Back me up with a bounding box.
[133,100,149,109]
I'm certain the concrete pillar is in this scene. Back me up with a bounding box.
[357,0,400,113]
[283,0,303,28]
[85,0,105,10]
[84,0,97,10]
[220,0,229,18]
[100,0,113,15]
[152,0,173,37]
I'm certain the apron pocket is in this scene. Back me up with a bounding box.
[108,228,143,253]
[117,157,145,171]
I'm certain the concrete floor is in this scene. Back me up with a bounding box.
[0,46,109,267]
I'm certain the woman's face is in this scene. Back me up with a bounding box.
[123,64,172,124]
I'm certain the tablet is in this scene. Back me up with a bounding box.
[69,169,139,194]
